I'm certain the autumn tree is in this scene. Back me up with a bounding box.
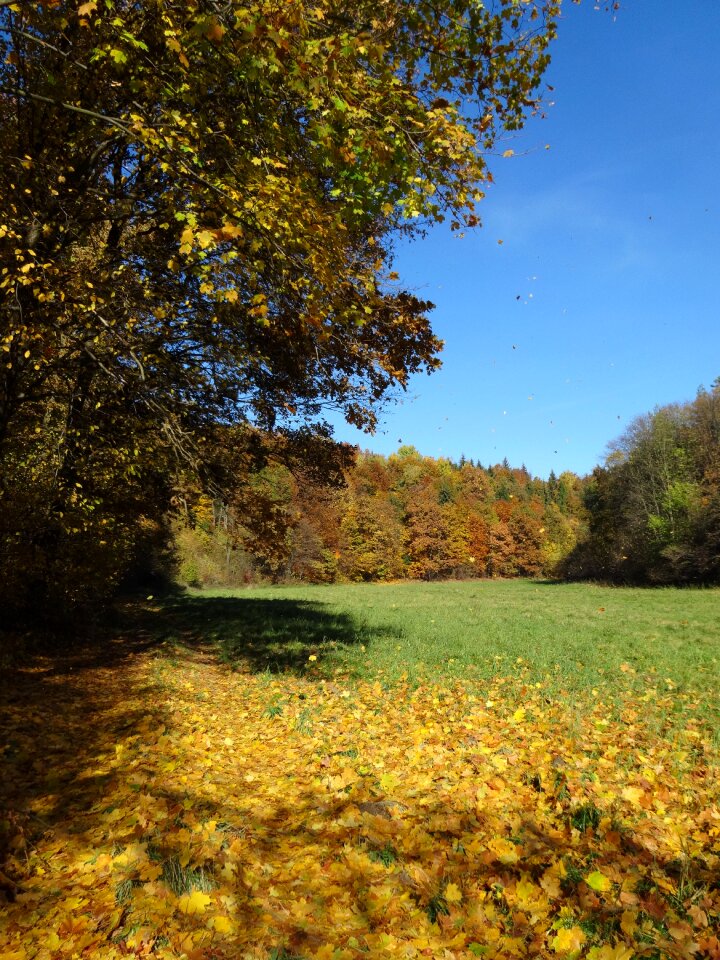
[340,493,405,582]
[562,383,720,584]
[0,0,560,620]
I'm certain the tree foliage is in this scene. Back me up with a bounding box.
[0,0,560,618]
[175,448,586,585]
[561,380,720,584]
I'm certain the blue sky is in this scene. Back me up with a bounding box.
[330,1,720,478]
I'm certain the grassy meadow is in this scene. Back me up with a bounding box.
[3,579,720,959]
[168,579,720,718]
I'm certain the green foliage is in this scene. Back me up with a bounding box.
[160,858,215,897]
[367,844,398,867]
[570,803,602,833]
[426,893,451,924]
[563,381,720,584]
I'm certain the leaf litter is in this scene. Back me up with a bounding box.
[1,640,718,960]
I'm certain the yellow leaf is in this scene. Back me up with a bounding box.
[220,222,242,239]
[78,0,97,16]
[516,875,541,904]
[379,771,399,794]
[179,227,194,253]
[139,861,163,881]
[588,946,635,960]
[196,230,215,249]
[208,915,233,934]
[503,149,515,158]
[445,882,462,903]
[552,926,586,954]
[621,786,644,806]
[178,890,212,914]
[512,707,526,723]
[487,837,519,864]
[586,870,612,893]
[620,909,637,937]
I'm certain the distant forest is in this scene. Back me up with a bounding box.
[176,380,720,588]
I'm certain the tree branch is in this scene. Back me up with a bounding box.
[0,86,132,132]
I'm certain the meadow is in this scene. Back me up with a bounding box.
[177,579,720,717]
[2,580,719,960]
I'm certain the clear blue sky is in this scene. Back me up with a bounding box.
[329,1,720,479]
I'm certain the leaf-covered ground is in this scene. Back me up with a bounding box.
[1,633,719,960]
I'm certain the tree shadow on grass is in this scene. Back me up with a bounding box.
[142,592,381,674]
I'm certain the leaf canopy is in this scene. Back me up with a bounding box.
[0,0,560,615]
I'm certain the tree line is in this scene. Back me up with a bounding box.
[175,447,586,585]
[176,380,720,588]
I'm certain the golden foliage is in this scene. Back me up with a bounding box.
[1,644,718,959]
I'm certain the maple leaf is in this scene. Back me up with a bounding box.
[487,837,519,864]
[178,890,212,914]
[445,882,462,903]
[516,875,542,904]
[587,946,635,960]
[552,926,586,954]
[621,786,644,806]
[620,910,637,937]
[586,870,612,893]
[378,771,399,794]
[208,915,233,933]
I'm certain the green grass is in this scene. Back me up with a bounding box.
[157,580,719,709]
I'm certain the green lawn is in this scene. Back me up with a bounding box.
[159,580,719,713]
